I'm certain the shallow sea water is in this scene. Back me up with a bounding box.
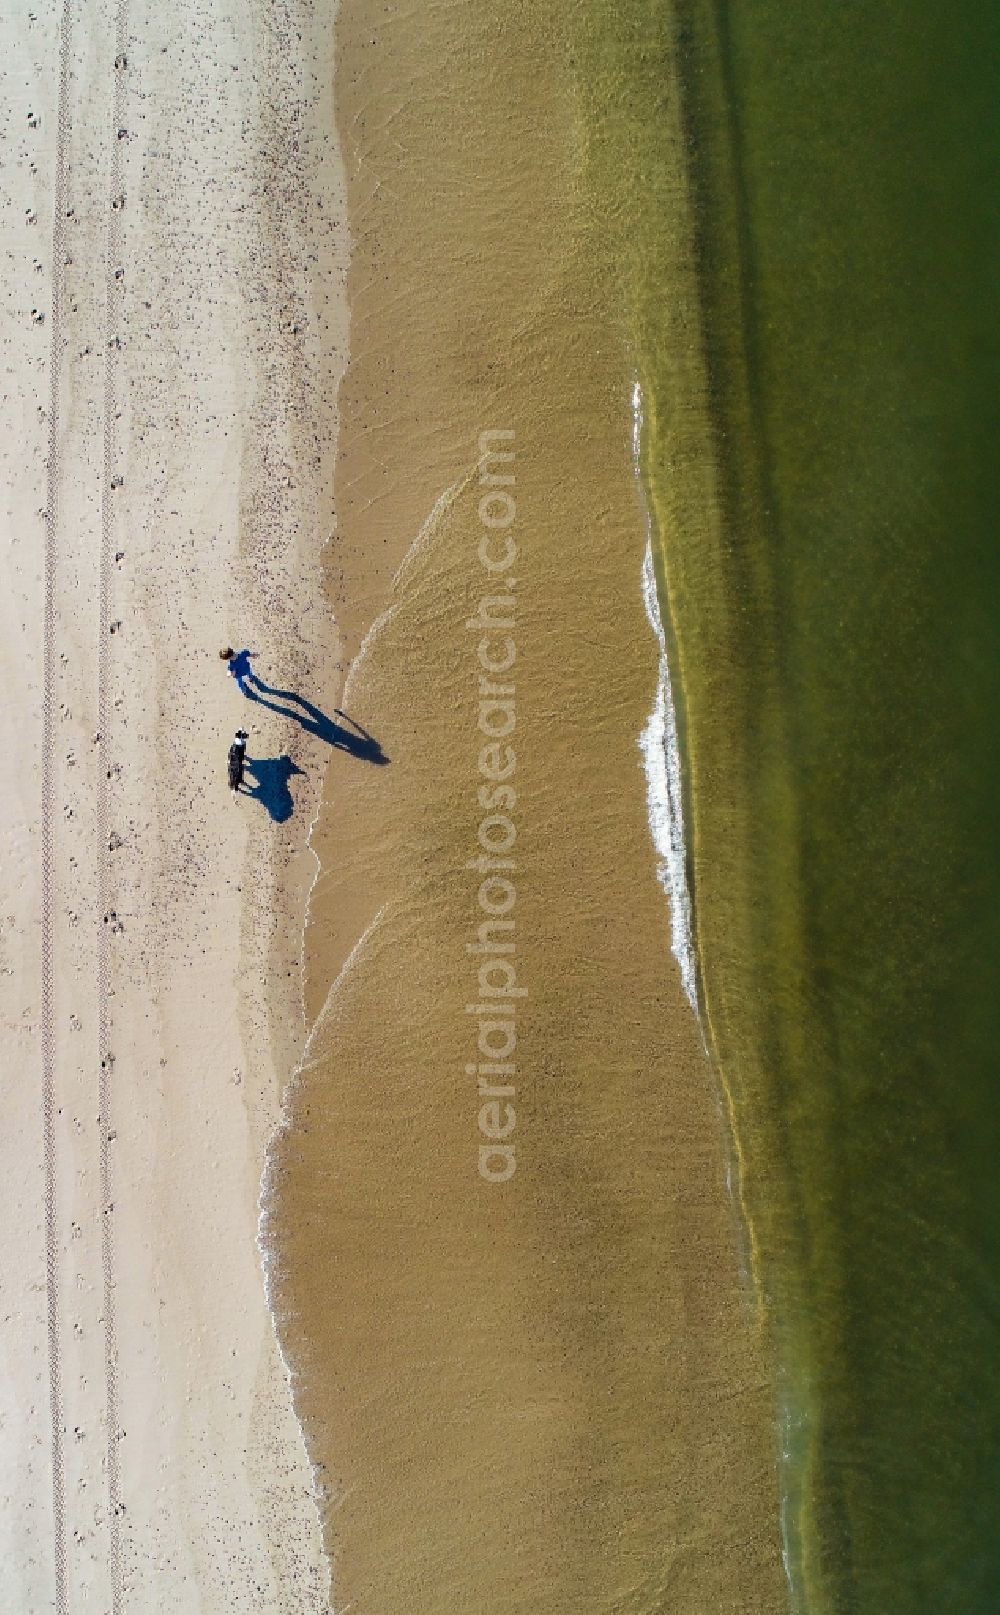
[587,1,1000,1609]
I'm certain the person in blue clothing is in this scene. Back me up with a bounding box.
[220,646,257,691]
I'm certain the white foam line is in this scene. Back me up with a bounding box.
[632,378,701,1019]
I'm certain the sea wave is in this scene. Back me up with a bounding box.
[632,378,701,1019]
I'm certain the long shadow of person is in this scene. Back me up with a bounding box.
[241,755,305,823]
[242,674,389,765]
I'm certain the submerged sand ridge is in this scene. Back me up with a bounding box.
[265,0,787,1609]
[1,0,344,1606]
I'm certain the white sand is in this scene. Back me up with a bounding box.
[0,0,347,1606]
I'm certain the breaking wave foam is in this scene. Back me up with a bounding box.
[632,378,700,1018]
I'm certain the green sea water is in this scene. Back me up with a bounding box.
[575,1,1000,1611]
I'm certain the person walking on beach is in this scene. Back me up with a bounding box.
[228,729,249,793]
[220,646,257,692]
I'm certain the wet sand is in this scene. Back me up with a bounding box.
[265,1,787,1610]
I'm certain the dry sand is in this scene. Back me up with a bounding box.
[1,0,344,1607]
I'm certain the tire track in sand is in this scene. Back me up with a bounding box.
[41,4,76,1610]
[96,8,131,1610]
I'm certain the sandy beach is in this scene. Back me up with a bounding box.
[3,0,787,1610]
[1,0,342,1606]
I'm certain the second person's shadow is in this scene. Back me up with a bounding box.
[242,755,304,823]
